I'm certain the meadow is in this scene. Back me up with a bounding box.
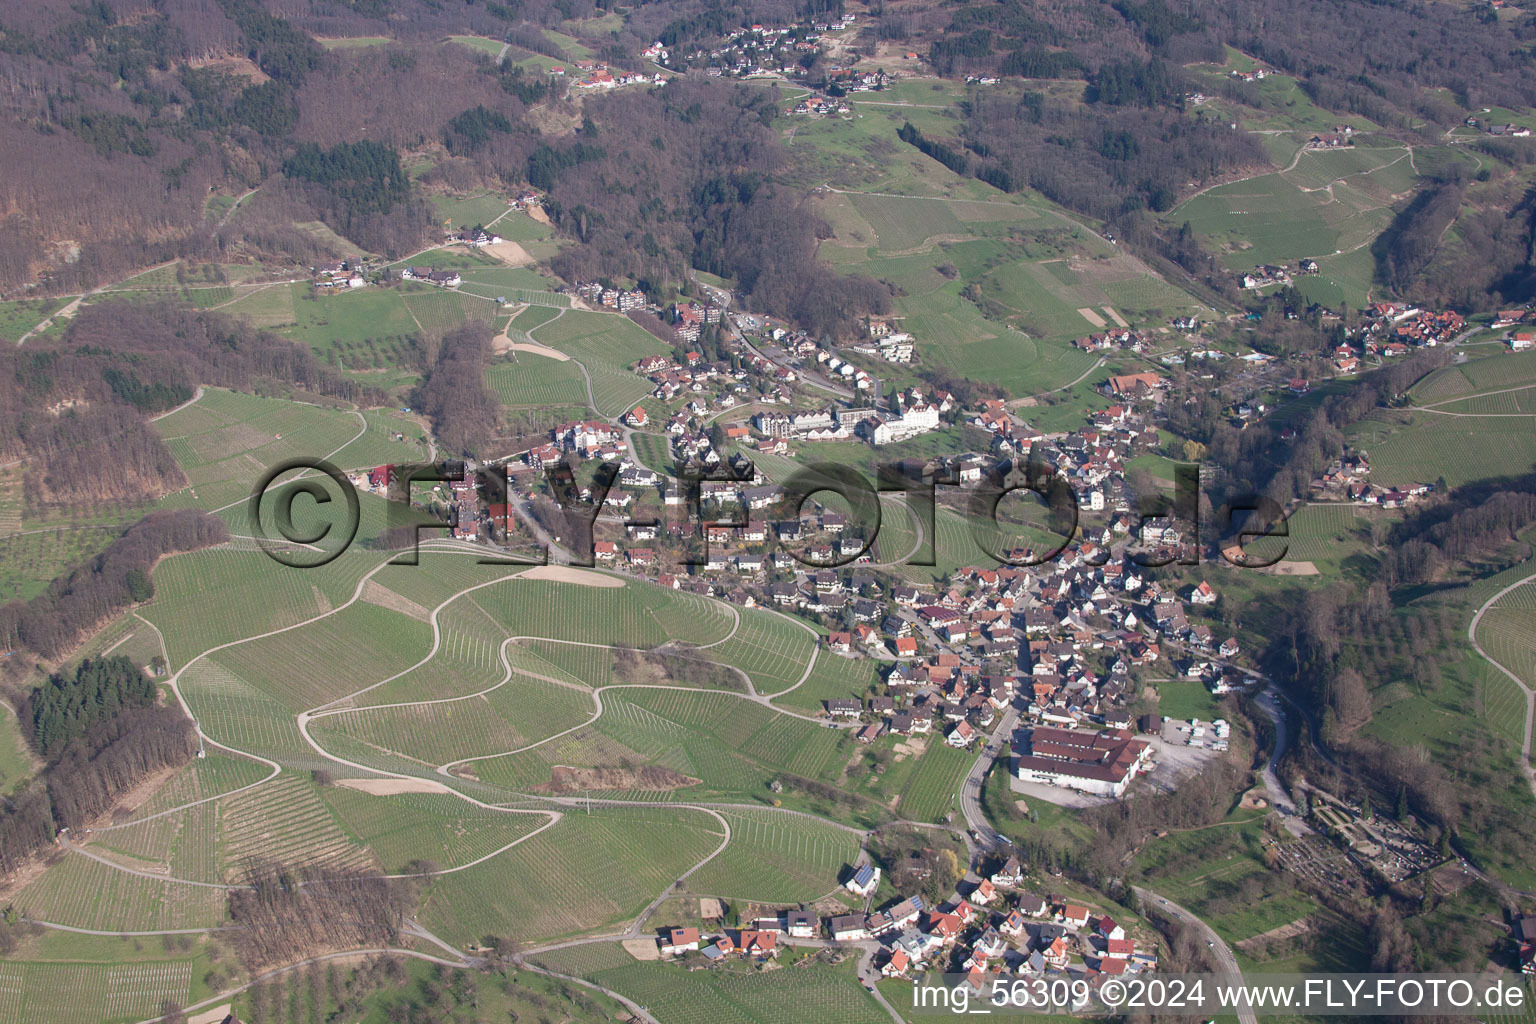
[532,948,889,1024]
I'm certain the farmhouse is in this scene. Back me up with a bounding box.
[660,927,700,956]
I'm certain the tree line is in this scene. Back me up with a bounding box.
[0,509,229,663]
[410,322,500,457]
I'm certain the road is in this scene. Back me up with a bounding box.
[958,706,1019,850]
[1133,886,1255,1024]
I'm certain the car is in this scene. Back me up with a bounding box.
[1207,941,1214,948]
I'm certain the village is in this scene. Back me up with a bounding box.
[642,853,1158,996]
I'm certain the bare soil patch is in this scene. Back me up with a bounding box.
[483,240,533,266]
[190,1005,234,1024]
[1237,916,1311,952]
[1270,560,1320,575]
[1076,307,1107,328]
[521,565,623,587]
[335,777,451,796]
[622,938,660,960]
[534,764,700,793]
[361,580,431,622]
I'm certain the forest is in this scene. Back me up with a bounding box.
[411,322,501,456]
[540,79,891,336]
[0,301,382,510]
[25,655,157,759]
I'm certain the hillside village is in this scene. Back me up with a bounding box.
[648,856,1158,995]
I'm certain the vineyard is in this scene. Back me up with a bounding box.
[896,741,971,822]
[696,608,818,696]
[142,547,381,667]
[418,806,722,944]
[314,674,595,766]
[0,960,195,1024]
[686,807,859,902]
[321,788,549,872]
[216,773,376,878]
[14,852,226,932]
[486,356,590,409]
[211,601,431,710]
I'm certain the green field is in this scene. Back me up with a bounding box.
[533,946,889,1024]
[419,805,722,944]
[0,712,34,794]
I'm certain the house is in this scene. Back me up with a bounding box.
[660,927,701,956]
[946,719,975,748]
[970,878,997,904]
[736,930,778,957]
[626,406,649,427]
[827,699,862,718]
[1189,580,1216,606]
[1096,915,1125,941]
[830,914,869,941]
[1019,894,1049,918]
[593,541,618,561]
[1060,904,1091,929]
[787,910,816,938]
[845,863,881,896]
[1218,637,1240,658]
[892,637,918,657]
[881,949,912,978]
[991,855,1024,888]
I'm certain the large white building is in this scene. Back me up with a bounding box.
[866,403,940,445]
[1014,726,1152,798]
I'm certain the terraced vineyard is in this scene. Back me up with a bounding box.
[14,852,226,932]
[314,674,595,766]
[142,547,381,667]
[210,601,431,710]
[698,608,818,695]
